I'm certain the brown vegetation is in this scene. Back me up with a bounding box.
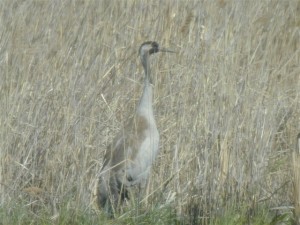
[0,0,299,223]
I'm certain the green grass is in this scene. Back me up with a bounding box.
[0,0,299,224]
[0,201,295,225]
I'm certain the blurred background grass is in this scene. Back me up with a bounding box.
[0,0,299,224]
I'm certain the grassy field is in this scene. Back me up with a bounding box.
[0,0,299,224]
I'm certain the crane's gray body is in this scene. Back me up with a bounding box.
[97,41,169,213]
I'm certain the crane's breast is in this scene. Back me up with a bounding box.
[122,126,159,187]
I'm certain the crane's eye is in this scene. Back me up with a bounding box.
[149,42,159,54]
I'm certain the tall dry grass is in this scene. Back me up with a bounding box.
[0,0,299,223]
[293,134,300,224]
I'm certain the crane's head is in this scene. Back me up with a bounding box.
[139,41,175,83]
[139,41,174,66]
[139,41,159,58]
[139,41,174,58]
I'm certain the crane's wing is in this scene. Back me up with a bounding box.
[101,115,149,172]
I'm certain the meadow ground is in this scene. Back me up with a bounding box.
[0,0,299,224]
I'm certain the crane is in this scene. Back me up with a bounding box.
[97,41,173,215]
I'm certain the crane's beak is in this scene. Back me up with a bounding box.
[159,47,177,53]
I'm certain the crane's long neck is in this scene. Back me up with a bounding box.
[142,53,152,85]
[137,54,154,117]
